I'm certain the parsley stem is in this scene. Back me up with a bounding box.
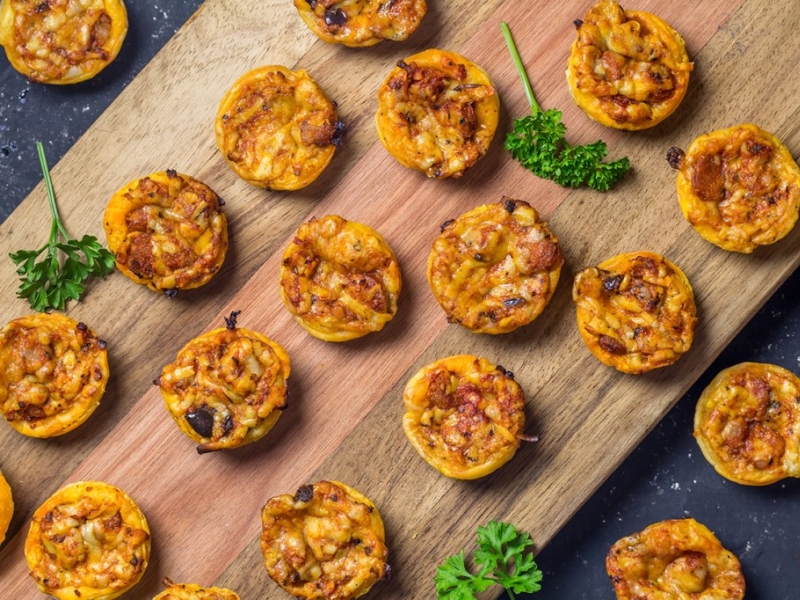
[36,141,69,241]
[501,22,540,115]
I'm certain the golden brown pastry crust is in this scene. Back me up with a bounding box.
[157,313,290,453]
[25,481,151,600]
[154,579,241,600]
[668,124,800,253]
[376,48,499,178]
[402,355,526,479]
[280,215,402,342]
[0,313,108,437]
[566,0,692,130]
[104,170,228,294]
[572,251,697,374]
[294,0,427,47]
[694,362,800,486]
[261,480,389,600]
[428,198,563,333]
[607,518,745,599]
[215,65,343,190]
[0,468,13,545]
[0,0,127,84]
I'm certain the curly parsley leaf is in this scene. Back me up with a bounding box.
[501,22,629,192]
[9,143,116,312]
[435,551,494,599]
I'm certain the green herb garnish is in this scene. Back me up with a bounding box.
[501,22,630,192]
[435,520,543,599]
[9,142,116,312]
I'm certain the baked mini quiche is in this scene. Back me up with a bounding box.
[607,518,745,599]
[566,0,692,130]
[104,170,228,295]
[0,0,127,84]
[694,362,800,486]
[0,468,12,545]
[280,215,402,342]
[0,313,108,437]
[376,48,499,179]
[428,198,563,333]
[215,65,344,190]
[294,0,427,47]
[402,355,529,479]
[572,251,697,374]
[157,311,290,453]
[154,578,240,600]
[667,123,800,253]
[25,481,151,600]
[261,480,390,600]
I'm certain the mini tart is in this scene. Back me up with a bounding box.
[667,124,800,253]
[157,312,290,453]
[0,0,127,84]
[261,480,390,600]
[566,0,692,130]
[572,251,697,374]
[215,65,343,190]
[25,480,151,600]
[154,578,241,600]
[428,197,563,333]
[607,518,745,599]
[0,313,108,437]
[0,468,12,545]
[693,362,800,486]
[294,0,427,48]
[280,215,402,342]
[402,355,526,479]
[376,48,499,179]
[104,170,228,295]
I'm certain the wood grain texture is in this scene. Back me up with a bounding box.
[2,0,798,597]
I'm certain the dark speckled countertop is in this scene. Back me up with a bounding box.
[1,2,798,598]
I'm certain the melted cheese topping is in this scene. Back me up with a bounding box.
[670,123,800,253]
[428,198,563,333]
[694,362,800,486]
[261,481,389,600]
[158,323,290,453]
[0,0,127,84]
[376,48,499,178]
[566,0,692,130]
[402,355,526,479]
[25,481,150,600]
[607,518,745,599]
[104,170,228,294]
[294,0,427,47]
[154,580,241,600]
[0,313,108,437]
[280,215,402,342]
[0,469,13,545]
[572,251,697,374]
[215,65,342,190]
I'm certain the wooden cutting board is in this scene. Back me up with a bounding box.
[1,0,798,597]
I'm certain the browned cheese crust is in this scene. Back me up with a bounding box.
[402,355,526,479]
[668,123,800,253]
[0,313,108,437]
[606,518,745,599]
[0,468,12,545]
[25,481,150,600]
[572,251,697,374]
[693,362,800,486]
[261,481,389,600]
[294,0,427,47]
[215,65,343,190]
[103,170,228,294]
[157,316,290,453]
[428,198,563,334]
[154,579,241,600]
[376,48,499,178]
[566,0,692,130]
[0,0,127,84]
[280,215,402,342]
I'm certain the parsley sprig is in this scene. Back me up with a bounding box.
[435,520,543,599]
[501,22,630,192]
[9,142,116,312]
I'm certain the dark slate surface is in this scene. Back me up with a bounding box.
[1,2,798,598]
